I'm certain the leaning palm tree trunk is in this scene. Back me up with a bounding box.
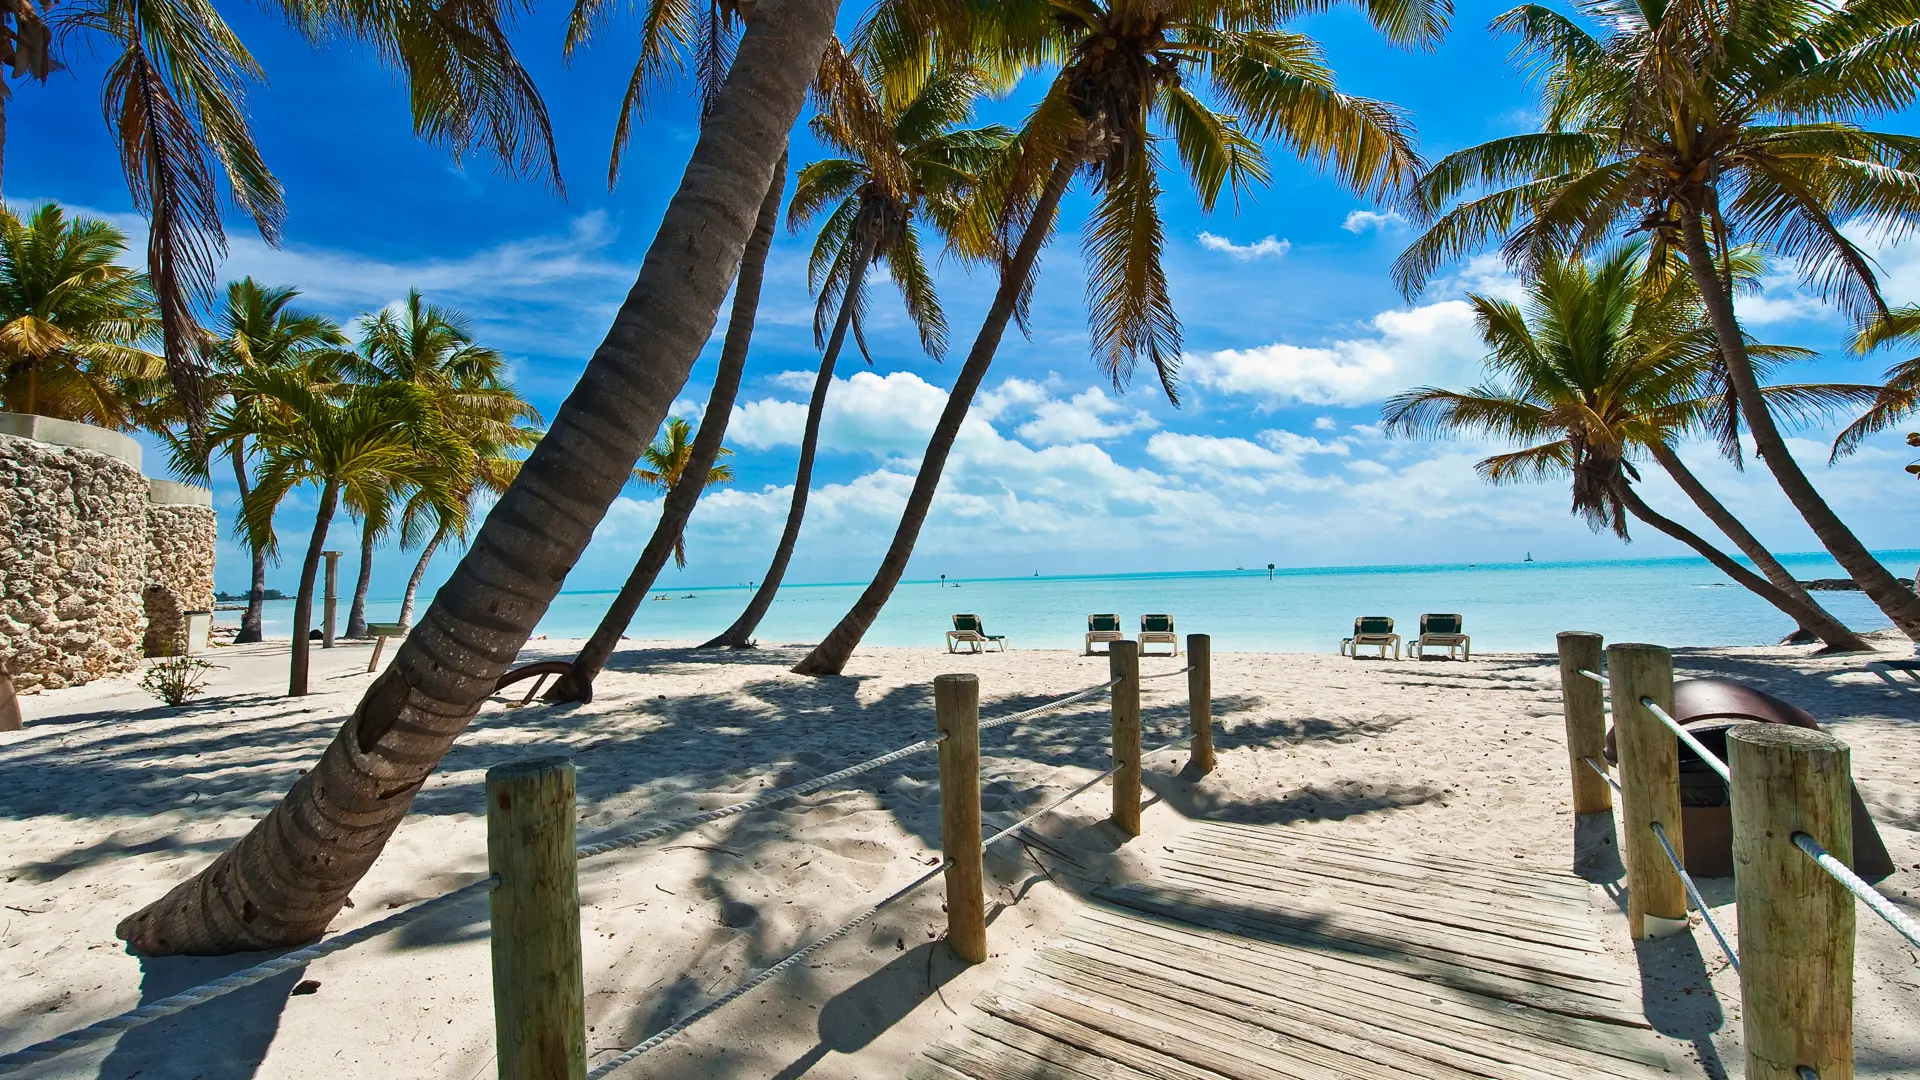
[346,518,376,638]
[115,0,836,956]
[1680,216,1920,639]
[232,442,268,644]
[1645,441,1868,651]
[396,523,445,630]
[792,157,1077,676]
[1613,479,1869,641]
[704,231,875,649]
[547,154,788,703]
[289,481,340,697]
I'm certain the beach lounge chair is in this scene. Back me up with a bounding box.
[1411,613,1471,660]
[1867,658,1920,696]
[1139,614,1178,656]
[1085,614,1125,656]
[946,614,1007,654]
[1339,616,1400,659]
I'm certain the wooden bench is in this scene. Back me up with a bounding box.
[366,622,405,672]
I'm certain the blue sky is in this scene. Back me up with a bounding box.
[12,0,1919,602]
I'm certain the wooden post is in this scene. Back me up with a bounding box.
[0,666,20,732]
[1110,639,1142,836]
[1557,632,1611,814]
[321,551,342,649]
[1729,725,1855,1080]
[1607,643,1687,939]
[487,757,586,1080]
[1187,633,1214,774]
[936,673,986,964]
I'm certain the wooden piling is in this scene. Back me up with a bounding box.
[1557,632,1612,814]
[321,550,342,649]
[1607,643,1687,939]
[487,757,586,1080]
[0,666,20,732]
[1729,725,1855,1080]
[936,673,986,964]
[1187,634,1214,775]
[1110,639,1142,836]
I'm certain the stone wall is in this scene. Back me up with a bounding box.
[143,485,217,657]
[0,432,150,691]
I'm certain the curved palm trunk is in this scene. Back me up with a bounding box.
[792,157,1078,676]
[115,0,834,956]
[395,524,445,631]
[232,440,267,645]
[345,517,376,638]
[547,152,789,703]
[1614,480,1866,646]
[1646,441,1868,651]
[288,480,340,698]
[703,232,875,649]
[1681,214,1920,639]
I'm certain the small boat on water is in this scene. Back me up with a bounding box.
[1524,552,1535,562]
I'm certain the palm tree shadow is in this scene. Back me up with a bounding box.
[92,951,308,1080]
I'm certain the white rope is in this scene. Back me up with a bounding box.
[1793,832,1920,949]
[1639,698,1731,785]
[578,676,1122,862]
[981,736,1186,851]
[1137,666,1193,681]
[0,875,498,1075]
[1649,821,1740,972]
[1575,667,1607,685]
[1582,755,1621,793]
[583,861,946,1080]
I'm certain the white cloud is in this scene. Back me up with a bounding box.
[1184,300,1486,407]
[1261,430,1351,457]
[976,377,1052,421]
[1197,232,1291,261]
[726,369,951,457]
[1015,387,1158,444]
[1146,432,1332,493]
[1342,209,1409,234]
[1313,416,1338,431]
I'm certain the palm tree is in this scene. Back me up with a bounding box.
[1835,307,1920,459]
[1384,244,1872,650]
[117,0,837,955]
[0,203,161,427]
[790,0,1434,675]
[0,0,53,195]
[543,415,734,702]
[339,290,535,639]
[229,371,453,696]
[1393,0,1920,638]
[704,55,1012,651]
[391,445,527,630]
[203,279,349,644]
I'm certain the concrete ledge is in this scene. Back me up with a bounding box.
[0,413,142,470]
[148,479,213,507]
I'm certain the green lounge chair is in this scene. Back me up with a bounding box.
[1340,616,1400,659]
[1412,613,1470,660]
[1139,614,1178,656]
[1085,614,1124,656]
[947,614,1006,654]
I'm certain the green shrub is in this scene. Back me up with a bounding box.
[140,657,219,707]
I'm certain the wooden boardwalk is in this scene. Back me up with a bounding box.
[914,821,1672,1080]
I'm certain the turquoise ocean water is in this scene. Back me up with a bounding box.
[224,550,1917,654]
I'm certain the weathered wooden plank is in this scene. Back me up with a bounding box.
[974,987,1264,1080]
[926,1032,1110,1080]
[1189,823,1591,894]
[1182,827,1593,904]
[1094,883,1645,1025]
[1063,912,1668,1071]
[1042,936,1669,1080]
[968,1013,1167,1080]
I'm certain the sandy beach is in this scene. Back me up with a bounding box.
[1,635,1915,1079]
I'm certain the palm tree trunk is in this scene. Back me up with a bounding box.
[232,439,267,644]
[1645,441,1868,651]
[703,230,875,649]
[115,0,836,957]
[396,525,444,631]
[791,156,1079,676]
[288,480,340,698]
[1614,479,1867,644]
[346,517,376,638]
[547,150,790,703]
[1681,213,1920,638]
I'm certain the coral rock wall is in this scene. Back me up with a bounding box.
[0,434,150,691]
[143,498,217,657]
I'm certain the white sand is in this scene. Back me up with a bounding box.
[1,635,1915,1078]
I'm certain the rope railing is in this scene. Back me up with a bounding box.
[1639,698,1731,785]
[1792,832,1920,949]
[1575,666,1607,685]
[0,875,500,1075]
[1581,756,1739,971]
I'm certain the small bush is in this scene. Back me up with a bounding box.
[140,657,219,707]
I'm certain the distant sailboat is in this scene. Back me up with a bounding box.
[1524,552,1535,563]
